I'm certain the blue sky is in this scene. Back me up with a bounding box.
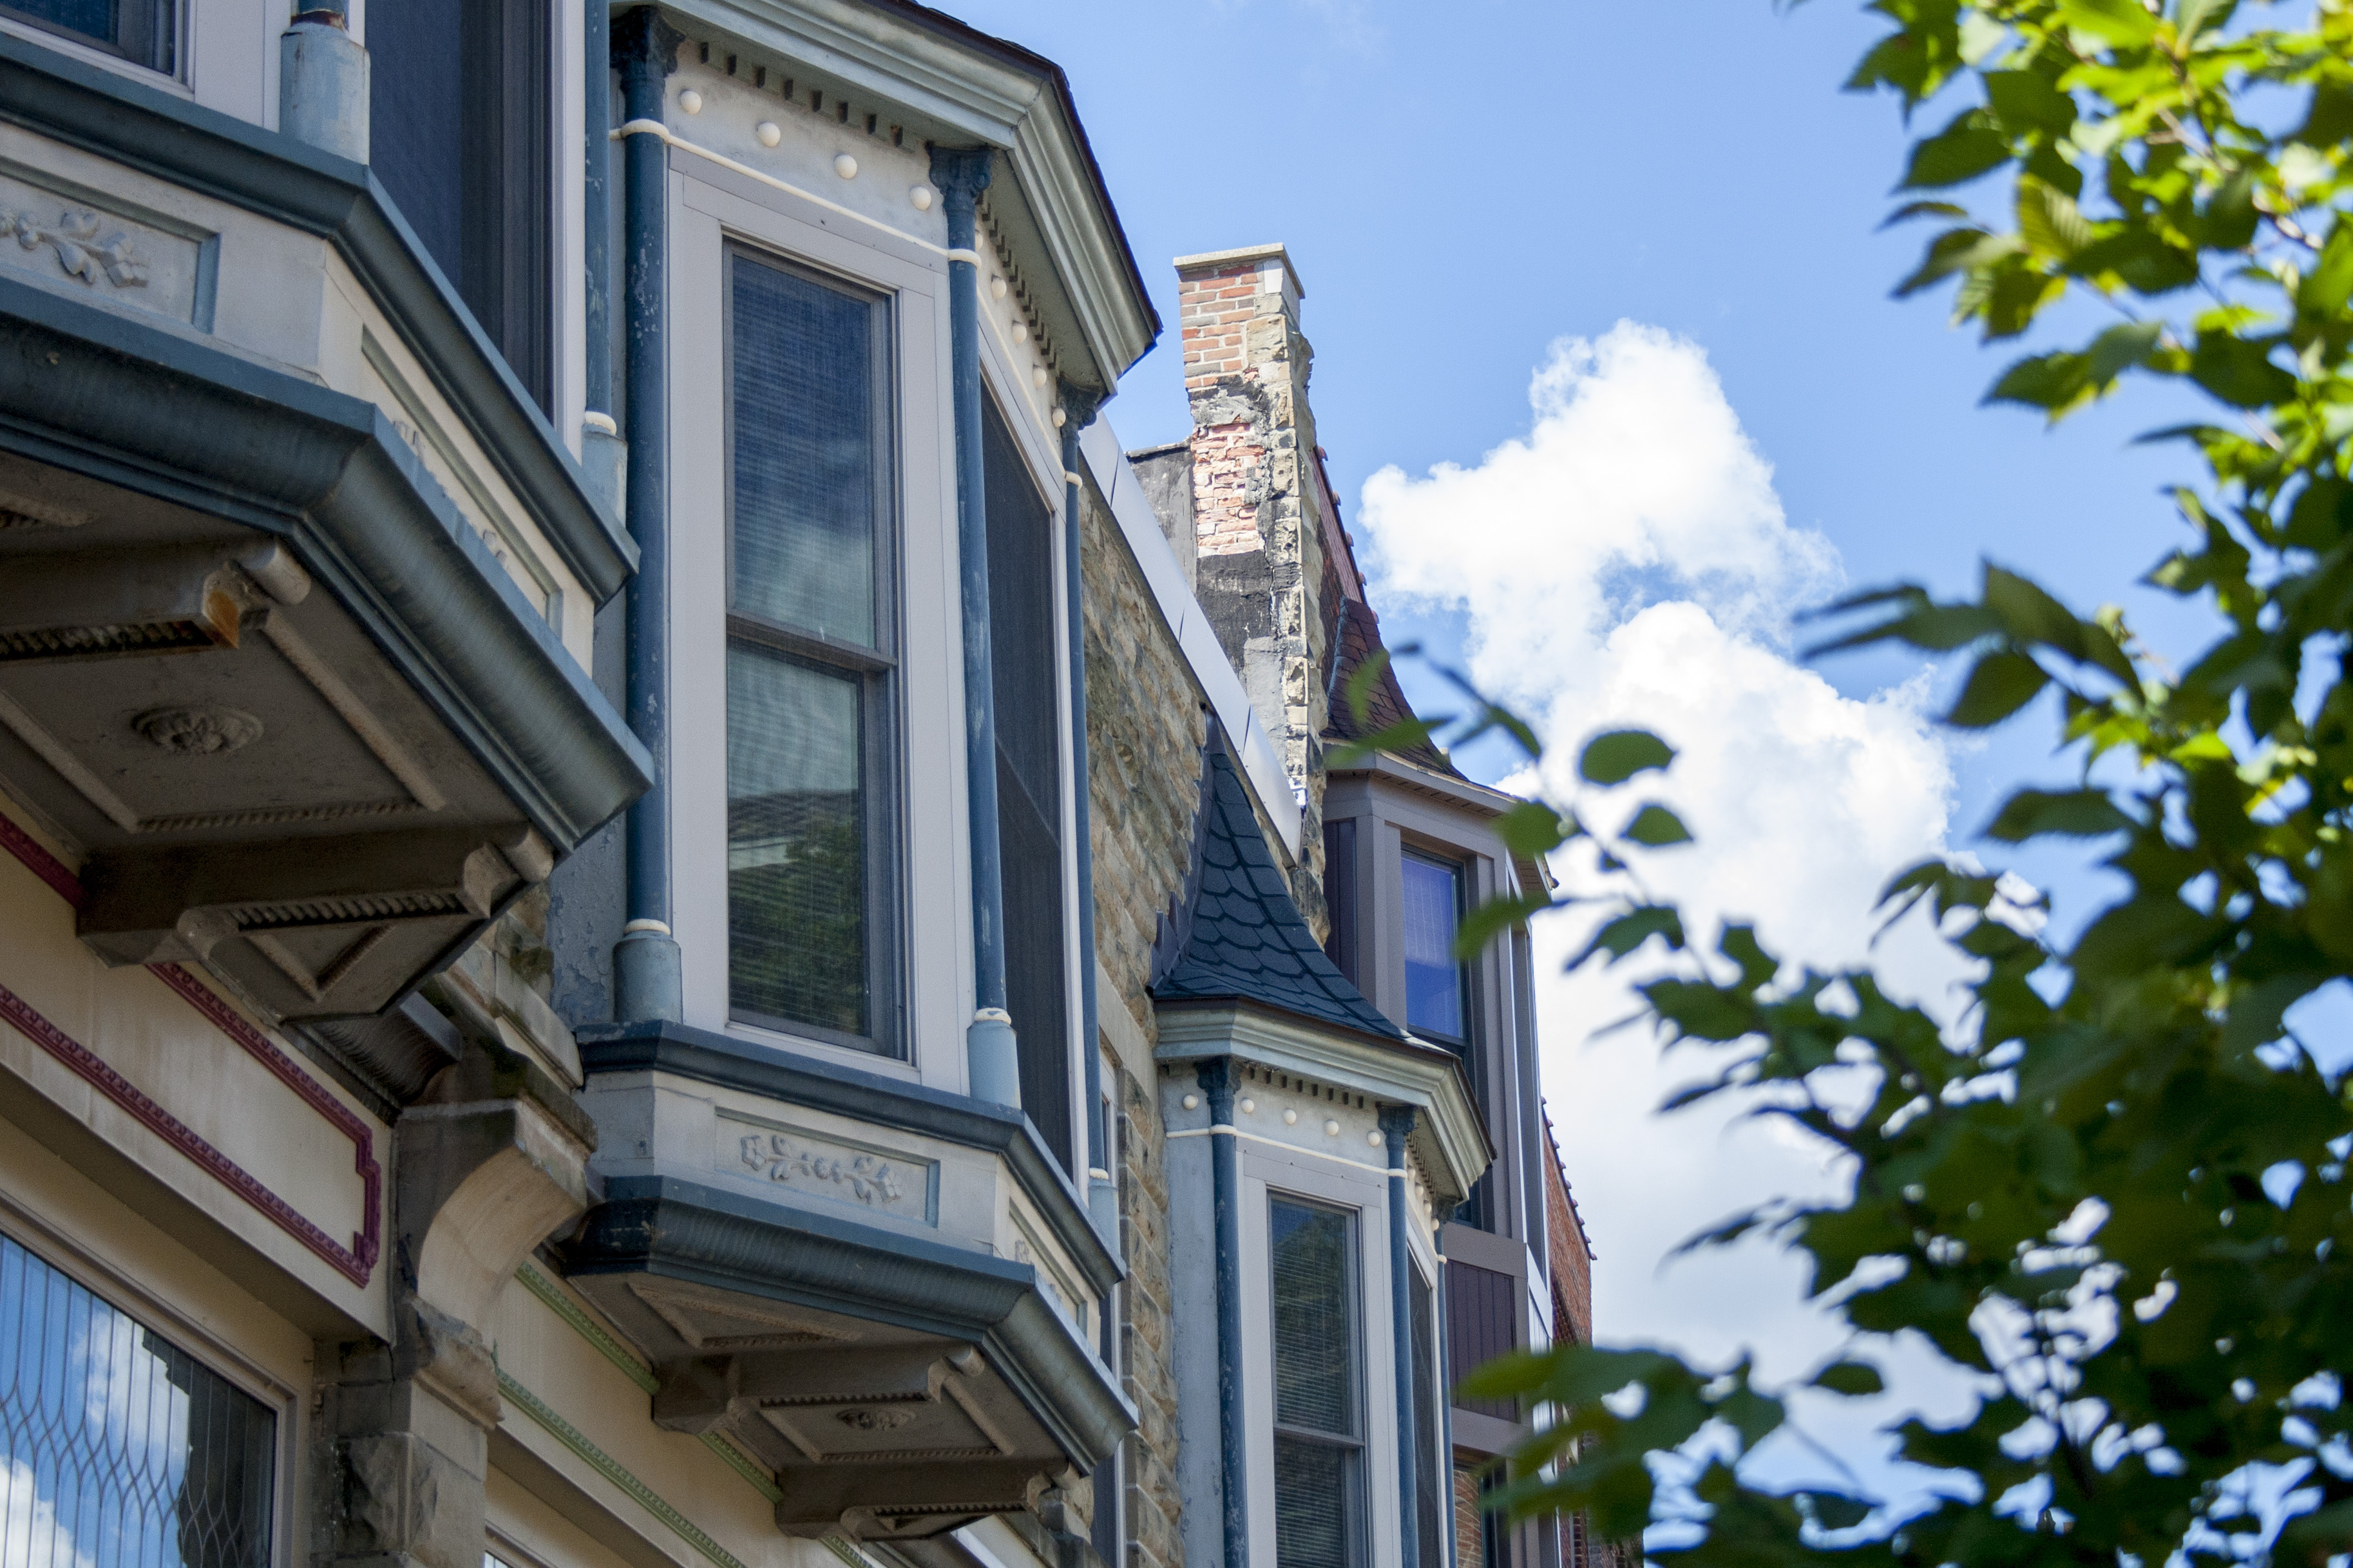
[944,0,2242,1466]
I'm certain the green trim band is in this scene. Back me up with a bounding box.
[516,1261,659,1394]
[500,1370,750,1568]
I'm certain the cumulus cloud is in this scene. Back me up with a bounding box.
[1358,323,1974,1395]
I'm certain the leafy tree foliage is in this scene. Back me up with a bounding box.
[1419,1,2353,1561]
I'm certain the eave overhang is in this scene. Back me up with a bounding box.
[0,30,636,603]
[1152,999,1494,1208]
[0,278,651,1017]
[642,0,1159,395]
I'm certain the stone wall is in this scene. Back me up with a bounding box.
[1078,464,1210,1568]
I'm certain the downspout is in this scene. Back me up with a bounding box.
[1436,1226,1462,1568]
[1058,381,1117,1242]
[1383,1106,1423,1568]
[1060,381,1123,1568]
[1199,1057,1248,1568]
[609,6,683,1022]
[278,1,368,163]
[580,0,625,516]
[931,146,1020,1109]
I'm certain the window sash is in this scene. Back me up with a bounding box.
[723,246,901,1056]
[1402,850,1471,1044]
[0,0,174,71]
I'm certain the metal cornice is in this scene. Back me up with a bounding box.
[0,276,652,851]
[646,0,1157,391]
[0,29,636,602]
[575,1019,1121,1292]
[569,1175,1136,1469]
[1151,1002,1494,1205]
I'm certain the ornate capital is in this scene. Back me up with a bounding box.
[1056,379,1105,437]
[1377,1103,1417,1162]
[611,6,683,86]
[928,146,994,247]
[1195,1056,1237,1120]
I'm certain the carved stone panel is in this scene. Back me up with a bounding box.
[0,157,213,328]
[716,1110,938,1225]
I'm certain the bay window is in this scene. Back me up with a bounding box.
[725,249,900,1055]
[1270,1197,1363,1568]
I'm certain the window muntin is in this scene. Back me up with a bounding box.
[1402,851,1469,1043]
[0,1,173,72]
[725,249,899,1054]
[1270,1198,1362,1568]
[982,397,1071,1172]
[0,1232,274,1568]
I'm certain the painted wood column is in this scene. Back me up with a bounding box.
[1199,1055,1250,1566]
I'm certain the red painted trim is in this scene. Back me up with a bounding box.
[0,813,379,1285]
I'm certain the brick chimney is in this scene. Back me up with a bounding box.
[1171,243,1335,925]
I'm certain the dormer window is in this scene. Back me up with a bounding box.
[724,247,901,1055]
[1,0,173,71]
[1402,850,1469,1046]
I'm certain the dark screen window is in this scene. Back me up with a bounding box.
[0,1232,274,1568]
[1322,817,1357,983]
[725,251,897,1053]
[984,399,1071,1173]
[1272,1198,1362,1568]
[370,0,552,412]
[1403,852,1469,1043]
[1,1,173,71]
[1410,1263,1445,1568]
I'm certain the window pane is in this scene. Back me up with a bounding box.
[1,1,170,69]
[1402,855,1465,1040]
[727,643,867,1037]
[1274,1436,1355,1568]
[731,254,878,648]
[1270,1200,1355,1437]
[1410,1267,1444,1568]
[0,1233,274,1568]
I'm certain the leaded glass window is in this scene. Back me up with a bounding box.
[1270,1198,1362,1568]
[0,1,174,72]
[726,249,899,1053]
[1402,852,1469,1044]
[0,1232,274,1568]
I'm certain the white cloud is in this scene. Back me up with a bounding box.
[1358,323,1979,1466]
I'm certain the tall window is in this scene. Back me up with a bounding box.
[1402,851,1469,1044]
[0,1233,274,1568]
[0,0,173,71]
[725,250,899,1053]
[983,400,1071,1171]
[1409,1263,1445,1568]
[1322,817,1358,984]
[1270,1198,1362,1568]
[370,0,553,411]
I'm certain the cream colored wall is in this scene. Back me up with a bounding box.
[0,809,389,1336]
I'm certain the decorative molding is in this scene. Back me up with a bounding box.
[736,1130,905,1207]
[499,1370,754,1568]
[0,806,381,1284]
[133,706,263,756]
[3,205,146,288]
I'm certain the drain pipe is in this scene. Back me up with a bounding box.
[931,146,1020,1110]
[1199,1057,1248,1568]
[278,1,368,163]
[609,6,683,1023]
[579,0,625,516]
[1383,1106,1424,1568]
[1058,382,1116,1242]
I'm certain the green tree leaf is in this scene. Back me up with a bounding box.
[1578,729,1677,785]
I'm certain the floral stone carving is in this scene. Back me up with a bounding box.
[5,209,148,289]
[738,1132,906,1207]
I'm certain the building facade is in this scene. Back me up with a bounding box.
[0,6,1603,1568]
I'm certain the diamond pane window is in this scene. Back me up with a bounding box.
[0,1232,274,1568]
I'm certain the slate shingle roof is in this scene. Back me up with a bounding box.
[1323,598,1464,780]
[1150,748,1406,1043]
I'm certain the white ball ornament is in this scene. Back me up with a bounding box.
[1181,1094,1199,1112]
[1239,1098,1255,1115]
[1011,321,1028,345]
[834,152,858,180]
[677,89,703,114]
[756,120,781,147]
[1366,1131,1384,1148]
[1282,1109,1298,1126]
[910,184,935,211]
[1323,1119,1340,1138]
[990,276,1008,301]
